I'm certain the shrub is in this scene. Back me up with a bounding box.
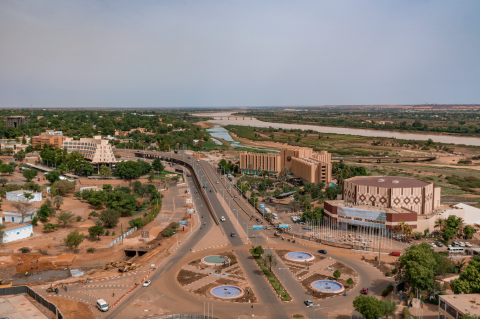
[87,247,96,253]
[89,211,100,218]
[391,268,397,274]
[76,216,82,222]
[31,216,39,226]
[374,256,378,261]
[73,191,81,197]
[333,269,341,279]
[112,231,116,236]
[129,217,143,229]
[382,285,394,297]
[347,278,354,285]
[19,247,31,253]
[172,222,179,229]
[105,230,110,236]
[361,256,366,261]
[402,307,410,319]
[100,208,121,228]
[163,229,176,237]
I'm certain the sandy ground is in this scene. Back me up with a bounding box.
[45,296,95,319]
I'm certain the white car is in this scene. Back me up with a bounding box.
[465,242,472,247]
[143,280,151,287]
[431,243,437,248]
[459,242,465,247]
[220,216,226,222]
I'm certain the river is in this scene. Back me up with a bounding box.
[195,112,480,147]
[206,125,279,152]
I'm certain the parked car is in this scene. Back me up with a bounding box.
[234,195,237,198]
[303,226,312,230]
[143,280,151,287]
[389,251,401,256]
[436,242,444,247]
[256,218,261,222]
[209,190,213,193]
[304,300,313,307]
[230,232,236,237]
[361,288,368,295]
[465,242,472,247]
[220,216,226,222]
[318,250,327,254]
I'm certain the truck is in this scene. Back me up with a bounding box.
[97,299,109,312]
[118,262,137,273]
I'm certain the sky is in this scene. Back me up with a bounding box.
[1,0,479,108]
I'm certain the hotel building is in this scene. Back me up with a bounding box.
[32,131,68,149]
[61,136,117,171]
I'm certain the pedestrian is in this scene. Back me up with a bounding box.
[55,288,58,295]
[112,292,115,297]
[36,259,38,263]
[65,286,67,292]
[31,266,33,270]
[36,266,38,270]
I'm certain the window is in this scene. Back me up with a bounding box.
[12,217,14,222]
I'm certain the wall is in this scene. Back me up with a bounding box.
[2,225,33,243]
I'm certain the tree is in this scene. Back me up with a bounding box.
[51,180,75,196]
[45,170,61,184]
[100,209,121,228]
[14,150,26,161]
[115,161,143,179]
[148,170,155,183]
[333,269,341,279]
[0,164,14,175]
[64,230,84,251]
[253,245,264,256]
[464,225,475,238]
[382,300,398,319]
[89,190,108,209]
[11,197,34,223]
[0,178,8,186]
[53,195,64,209]
[57,211,76,227]
[43,223,59,232]
[443,227,456,242]
[434,217,446,232]
[102,184,113,192]
[395,243,437,292]
[263,253,278,271]
[353,295,385,319]
[152,158,164,173]
[274,189,281,197]
[279,166,289,182]
[99,165,112,178]
[37,203,51,221]
[289,199,300,212]
[105,190,137,216]
[129,217,143,228]
[88,225,104,240]
[0,224,5,239]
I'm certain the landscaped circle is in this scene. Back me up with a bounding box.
[285,251,315,262]
[201,255,229,266]
[210,285,244,299]
[310,280,344,294]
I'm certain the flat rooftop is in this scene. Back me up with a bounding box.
[2,222,32,231]
[441,294,480,317]
[0,295,49,319]
[347,176,430,188]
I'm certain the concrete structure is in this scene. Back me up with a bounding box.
[61,136,117,171]
[0,141,28,154]
[453,203,480,225]
[5,116,28,128]
[3,211,36,223]
[5,190,42,203]
[439,294,480,319]
[1,223,33,243]
[324,176,465,232]
[31,130,68,149]
[239,147,332,184]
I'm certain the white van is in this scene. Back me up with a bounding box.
[447,247,464,254]
[97,299,109,312]
[272,213,278,220]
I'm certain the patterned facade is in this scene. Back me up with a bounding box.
[61,136,117,170]
[239,147,331,184]
[5,116,28,128]
[32,131,68,149]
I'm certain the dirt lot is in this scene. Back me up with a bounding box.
[44,296,94,319]
[177,269,208,286]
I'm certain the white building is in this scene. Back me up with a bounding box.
[454,203,480,225]
[5,190,42,203]
[61,135,117,172]
[1,223,33,243]
[3,211,37,223]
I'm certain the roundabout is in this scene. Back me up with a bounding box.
[284,251,315,262]
[310,280,345,294]
[210,285,244,299]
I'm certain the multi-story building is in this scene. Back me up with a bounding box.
[323,176,465,233]
[31,131,68,149]
[239,147,332,184]
[439,294,480,319]
[5,116,29,128]
[61,136,117,171]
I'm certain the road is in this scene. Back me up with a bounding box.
[108,150,392,318]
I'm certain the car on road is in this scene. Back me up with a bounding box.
[298,221,306,225]
[274,231,281,237]
[256,218,261,222]
[318,250,327,254]
[216,181,219,184]
[264,225,270,230]
[143,280,151,287]
[209,190,213,192]
[304,300,313,307]
[303,226,312,230]
[361,288,368,295]
[234,195,237,198]
[220,216,226,222]
[230,232,236,237]
[195,191,198,193]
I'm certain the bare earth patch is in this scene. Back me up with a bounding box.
[177,269,208,286]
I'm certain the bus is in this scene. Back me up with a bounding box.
[447,247,464,254]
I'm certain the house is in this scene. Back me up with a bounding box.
[5,190,42,203]
[3,211,37,223]
[1,223,33,243]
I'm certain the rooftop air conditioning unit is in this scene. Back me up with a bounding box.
[392,180,399,184]
[378,179,385,182]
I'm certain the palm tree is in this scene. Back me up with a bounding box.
[396,220,407,235]
[434,218,446,232]
[405,225,414,238]
[247,163,254,174]
[279,166,289,182]
[290,199,300,212]
[455,258,467,272]
[263,253,278,271]
[383,300,397,319]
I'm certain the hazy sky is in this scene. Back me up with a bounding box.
[1,1,479,108]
